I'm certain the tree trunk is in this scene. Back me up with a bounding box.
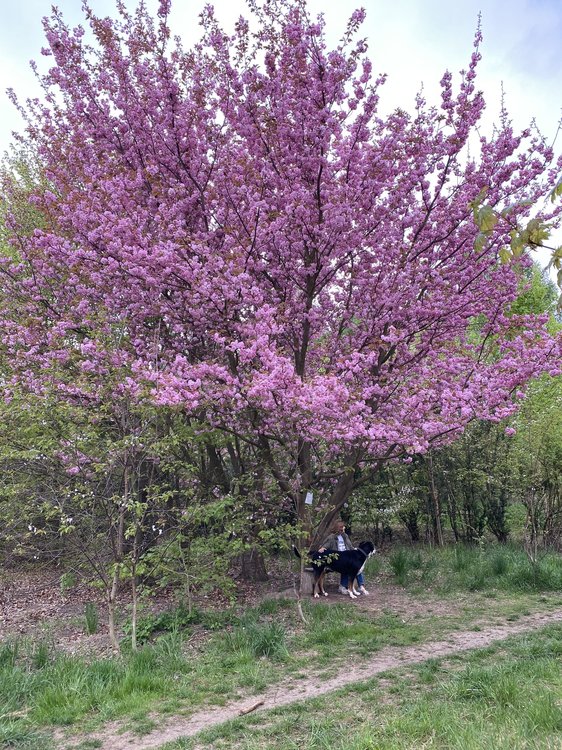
[311,468,356,549]
[239,547,269,582]
[299,566,315,596]
[130,559,138,652]
[427,452,444,546]
[447,491,460,542]
[107,469,127,652]
[107,567,120,651]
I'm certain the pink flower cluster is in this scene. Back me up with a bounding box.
[1,0,560,485]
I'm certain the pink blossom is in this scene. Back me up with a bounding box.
[1,0,560,535]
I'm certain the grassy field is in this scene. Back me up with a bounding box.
[0,599,428,749]
[384,543,562,594]
[168,622,562,750]
[1,543,562,749]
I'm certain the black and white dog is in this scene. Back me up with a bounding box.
[294,541,376,599]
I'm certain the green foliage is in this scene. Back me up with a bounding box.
[510,264,558,316]
[59,571,76,597]
[550,176,562,203]
[511,374,562,551]
[510,217,551,258]
[469,190,553,266]
[470,176,561,305]
[474,204,498,234]
[0,149,50,257]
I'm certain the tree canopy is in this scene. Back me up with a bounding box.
[1,0,561,543]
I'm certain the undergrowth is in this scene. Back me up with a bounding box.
[382,543,562,594]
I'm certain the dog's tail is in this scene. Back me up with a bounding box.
[292,545,301,559]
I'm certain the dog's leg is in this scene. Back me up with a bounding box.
[318,570,328,597]
[313,574,320,598]
[347,581,357,599]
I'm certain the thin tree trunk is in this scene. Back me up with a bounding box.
[131,557,138,652]
[108,471,127,652]
[312,469,356,548]
[427,452,444,547]
[107,566,120,651]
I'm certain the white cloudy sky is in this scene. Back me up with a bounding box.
[1,0,561,269]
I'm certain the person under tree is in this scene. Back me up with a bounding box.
[319,520,369,595]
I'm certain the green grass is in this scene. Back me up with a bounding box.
[0,595,426,747]
[164,623,562,750]
[2,544,562,748]
[0,600,298,745]
[383,543,562,595]
[84,603,99,636]
[298,604,423,660]
[224,618,289,660]
[388,547,423,586]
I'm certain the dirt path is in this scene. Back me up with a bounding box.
[61,607,562,750]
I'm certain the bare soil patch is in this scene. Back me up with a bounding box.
[0,568,110,655]
[0,562,295,654]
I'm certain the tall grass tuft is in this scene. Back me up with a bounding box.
[489,549,509,577]
[0,722,47,749]
[84,602,99,635]
[0,639,19,669]
[225,620,288,661]
[507,555,562,592]
[388,547,421,586]
[30,639,52,670]
[452,545,473,573]
[455,664,520,707]
[249,621,288,659]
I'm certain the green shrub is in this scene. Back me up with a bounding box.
[59,571,77,596]
[122,603,240,645]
